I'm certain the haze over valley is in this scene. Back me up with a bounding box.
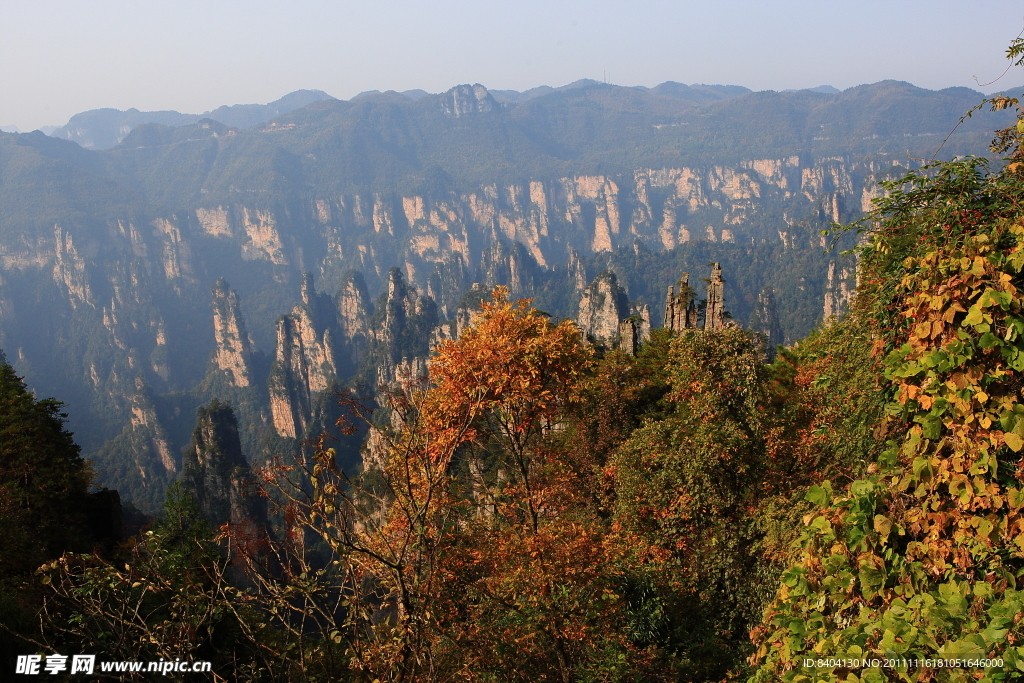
[0,76,1018,508]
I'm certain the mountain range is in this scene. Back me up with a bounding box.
[0,77,1019,510]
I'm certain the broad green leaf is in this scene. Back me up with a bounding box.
[806,485,829,506]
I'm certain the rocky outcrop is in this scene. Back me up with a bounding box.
[619,319,639,356]
[371,268,438,388]
[53,224,92,308]
[823,260,855,319]
[425,256,469,320]
[267,322,308,439]
[575,271,653,354]
[478,241,540,299]
[0,142,888,512]
[89,375,178,512]
[129,377,175,475]
[286,157,881,305]
[563,176,622,253]
[663,264,732,333]
[335,271,374,367]
[442,84,499,117]
[749,286,784,357]
[664,273,699,332]
[240,208,288,265]
[268,274,342,438]
[577,271,631,347]
[430,283,487,347]
[211,279,254,388]
[269,316,332,439]
[567,249,588,301]
[380,356,429,390]
[267,268,439,437]
[633,304,652,341]
[152,217,195,285]
[180,400,265,529]
[704,263,727,331]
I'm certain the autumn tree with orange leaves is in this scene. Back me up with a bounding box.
[264,287,672,682]
[425,291,671,682]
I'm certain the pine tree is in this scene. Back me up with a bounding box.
[0,363,92,580]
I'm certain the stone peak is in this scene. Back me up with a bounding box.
[441,84,498,118]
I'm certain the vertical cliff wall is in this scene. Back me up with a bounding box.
[211,279,255,388]
[0,151,872,511]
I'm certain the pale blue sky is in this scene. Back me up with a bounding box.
[2,0,1023,131]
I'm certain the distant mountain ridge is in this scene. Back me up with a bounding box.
[48,89,336,149]
[36,80,761,150]
[34,78,1003,153]
[782,85,841,94]
[258,79,753,109]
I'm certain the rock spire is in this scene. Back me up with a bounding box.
[576,271,650,354]
[211,279,254,387]
[704,262,727,331]
[268,275,339,440]
[180,399,265,529]
[749,286,784,357]
[664,273,699,332]
[663,263,731,333]
[577,271,631,347]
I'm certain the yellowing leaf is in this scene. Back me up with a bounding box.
[1006,432,1024,452]
[873,515,893,537]
[973,256,988,276]
[964,306,985,326]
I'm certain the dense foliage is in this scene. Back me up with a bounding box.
[751,109,1024,680]
[0,365,93,578]
[0,363,98,670]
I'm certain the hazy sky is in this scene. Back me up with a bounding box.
[2,0,1024,130]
